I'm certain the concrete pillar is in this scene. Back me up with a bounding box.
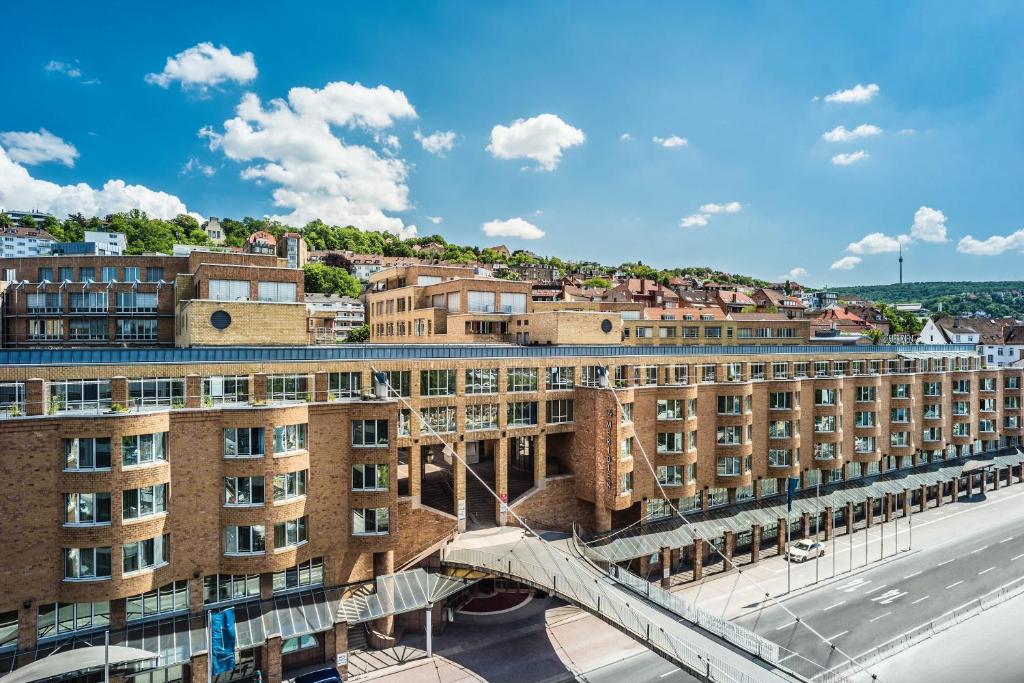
[866,496,875,527]
[185,374,202,408]
[693,539,705,580]
[776,518,787,555]
[495,438,509,525]
[534,434,547,489]
[801,511,811,538]
[824,507,834,541]
[919,485,927,513]
[902,490,910,518]
[751,525,762,564]
[723,531,735,569]
[452,443,466,532]
[845,501,855,534]
[660,546,672,587]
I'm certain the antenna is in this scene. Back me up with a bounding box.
[899,243,904,284]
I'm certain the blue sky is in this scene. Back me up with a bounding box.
[2,1,1023,285]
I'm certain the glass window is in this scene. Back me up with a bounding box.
[128,378,184,407]
[274,517,308,549]
[36,601,110,640]
[64,438,112,470]
[547,367,575,390]
[420,370,456,396]
[63,547,112,580]
[273,558,324,593]
[546,399,574,424]
[352,507,390,535]
[122,534,170,574]
[507,401,538,427]
[203,376,249,405]
[224,526,266,555]
[116,318,158,341]
[273,424,307,453]
[420,406,456,433]
[657,432,683,453]
[769,392,792,410]
[273,470,308,500]
[657,399,683,419]
[352,419,388,447]
[466,403,499,431]
[126,580,188,622]
[352,464,388,492]
[465,368,498,394]
[327,372,361,399]
[267,374,309,402]
[203,574,260,605]
[209,279,250,301]
[49,380,112,412]
[224,427,264,458]
[122,484,169,520]
[258,281,297,302]
[224,477,265,506]
[507,367,539,392]
[122,433,168,467]
[64,493,112,525]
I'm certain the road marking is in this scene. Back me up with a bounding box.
[824,630,849,641]
[775,620,797,631]
[946,581,964,589]
[823,601,846,611]
[938,559,955,567]
[970,546,988,554]
[903,571,922,579]
[1012,553,1024,562]
[979,567,996,575]
[864,584,888,595]
[836,578,870,593]
[660,671,675,678]
[870,611,892,622]
[999,537,1013,544]
[911,596,930,605]
[871,589,909,605]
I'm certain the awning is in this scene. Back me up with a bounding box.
[960,459,996,475]
[0,646,156,683]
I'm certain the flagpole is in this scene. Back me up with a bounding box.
[104,629,109,683]
[814,482,820,584]
[207,609,213,683]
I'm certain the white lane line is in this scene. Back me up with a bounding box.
[970,546,989,554]
[999,537,1013,544]
[870,611,892,623]
[824,630,849,641]
[864,584,888,595]
[1012,553,1024,562]
[946,581,964,589]
[660,670,676,678]
[911,595,930,605]
[904,571,922,579]
[938,559,955,567]
[776,620,797,631]
[823,601,846,612]
[979,567,996,575]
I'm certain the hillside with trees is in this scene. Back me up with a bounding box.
[834,281,1024,320]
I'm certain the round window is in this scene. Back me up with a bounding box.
[210,310,232,330]
[600,318,613,333]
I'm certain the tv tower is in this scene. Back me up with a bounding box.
[899,243,903,284]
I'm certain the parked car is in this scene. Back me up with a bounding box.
[786,539,825,562]
[293,668,342,683]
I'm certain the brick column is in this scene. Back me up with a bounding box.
[452,443,466,532]
[259,573,275,600]
[693,539,705,580]
[845,502,855,534]
[189,576,205,613]
[823,507,833,540]
[108,598,127,631]
[776,518,787,555]
[261,636,282,683]
[594,503,612,532]
[865,497,875,527]
[951,476,959,501]
[409,445,422,504]
[801,511,811,538]
[252,373,268,404]
[723,531,735,569]
[495,438,509,525]
[884,493,893,522]
[111,376,129,409]
[660,546,672,587]
[919,485,927,513]
[188,653,209,683]
[372,550,396,644]
[902,490,910,517]
[936,481,944,507]
[324,621,349,677]
[17,603,37,652]
[185,375,202,408]
[25,378,45,416]
[751,525,762,564]
[994,468,1002,490]
[314,371,330,402]
[533,434,546,489]
[638,554,650,578]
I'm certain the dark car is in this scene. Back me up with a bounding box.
[293,667,342,683]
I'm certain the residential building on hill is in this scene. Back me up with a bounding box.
[605,278,680,308]
[0,225,58,258]
[305,293,365,339]
[751,287,808,318]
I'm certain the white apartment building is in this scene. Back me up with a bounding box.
[305,294,365,338]
[83,231,127,256]
[0,226,58,259]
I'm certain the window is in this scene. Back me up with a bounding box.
[101,266,118,283]
[981,377,996,391]
[420,369,456,396]
[700,365,716,383]
[890,431,910,447]
[952,401,970,416]
[353,507,389,535]
[769,420,793,439]
[124,267,141,283]
[209,279,250,301]
[657,399,683,419]
[621,437,633,460]
[814,415,836,433]
[274,424,307,453]
[69,319,107,341]
[855,386,876,402]
[502,292,528,314]
[659,326,676,339]
[381,371,410,397]
[224,427,264,458]
[953,379,970,394]
[224,477,264,506]
[813,443,837,460]
[64,438,112,470]
[69,291,108,312]
[750,363,766,380]
[717,395,743,415]
[619,472,633,494]
[327,372,361,399]
[273,558,324,593]
[924,404,942,419]
[466,403,499,430]
[64,547,112,580]
[274,517,308,549]
[224,526,266,555]
[923,382,941,397]
[283,635,319,654]
[923,427,942,442]
[271,471,308,502]
[621,402,633,423]
[123,534,170,574]
[546,399,574,424]
[980,398,996,412]
[268,374,309,402]
[352,464,388,492]
[123,484,169,520]
[204,574,260,605]
[258,281,297,302]
[980,419,995,433]
[466,290,496,312]
[891,384,910,399]
[657,432,683,453]
[0,610,15,649]
[768,449,792,467]
[64,493,112,525]
[352,419,388,447]
[1005,396,1020,409]
[717,456,745,476]
[657,465,683,485]
[49,379,112,412]
[128,378,184,407]
[204,376,249,405]
[815,389,837,406]
[466,368,498,394]
[855,411,876,427]
[507,367,539,392]
[716,425,744,445]
[1006,376,1021,390]
[687,398,698,418]
[126,580,188,622]
[116,319,158,341]
[36,602,110,640]
[953,422,971,437]
[547,366,575,390]
[28,318,63,340]
[27,292,61,312]
[507,401,538,427]
[122,433,168,467]
[420,406,457,433]
[769,392,793,410]
[116,291,158,312]
[891,407,909,423]
[647,498,673,520]
[0,382,25,415]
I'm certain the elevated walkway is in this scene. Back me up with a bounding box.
[442,527,803,683]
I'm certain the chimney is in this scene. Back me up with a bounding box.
[954,317,961,328]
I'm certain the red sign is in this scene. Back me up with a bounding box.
[499,493,508,502]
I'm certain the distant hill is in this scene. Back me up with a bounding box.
[832,281,1024,319]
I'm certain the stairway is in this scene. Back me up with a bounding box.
[466,471,496,529]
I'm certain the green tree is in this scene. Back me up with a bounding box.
[496,269,522,281]
[303,263,362,297]
[0,212,12,228]
[344,324,370,343]
[41,215,65,241]
[583,277,611,289]
[16,214,37,229]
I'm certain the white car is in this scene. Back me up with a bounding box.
[786,539,825,562]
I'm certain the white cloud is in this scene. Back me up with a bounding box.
[426,215,443,225]
[0,144,194,220]
[910,206,948,243]
[45,60,81,78]
[830,256,862,270]
[898,128,917,136]
[847,232,909,254]
[784,267,807,280]
[652,135,688,148]
[620,133,633,142]
[481,217,545,240]
[145,43,257,92]
[414,129,455,156]
[680,214,709,228]
[487,114,585,171]
[201,80,419,234]
[823,83,880,104]
[821,124,882,142]
[699,201,742,214]
[957,230,1024,256]
[831,150,869,166]
[180,157,216,177]
[0,129,78,167]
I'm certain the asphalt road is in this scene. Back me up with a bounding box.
[734,494,1024,678]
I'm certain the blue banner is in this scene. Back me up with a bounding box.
[210,608,237,676]
[786,477,800,512]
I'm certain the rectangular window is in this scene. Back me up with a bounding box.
[621,437,633,460]
[267,374,309,402]
[69,319,108,341]
[69,291,108,313]
[224,427,264,458]
[465,368,499,394]
[209,279,249,301]
[203,574,260,605]
[466,290,496,312]
[891,384,910,399]
[717,456,744,476]
[768,449,792,467]
[923,427,942,442]
[815,389,837,406]
[546,399,574,424]
[128,378,184,407]
[813,443,837,460]
[814,415,836,433]
[420,369,456,396]
[466,403,499,430]
[924,404,942,419]
[420,406,457,433]
[855,436,876,453]
[507,401,538,427]
[49,379,112,412]
[923,382,941,396]
[273,424,307,453]
[953,379,971,394]
[647,498,672,520]
[769,420,793,439]
[502,292,528,314]
[36,602,110,640]
[621,402,633,423]
[122,484,169,520]
[122,433,168,467]
[382,371,410,397]
[952,401,970,416]
[258,281,297,303]
[224,477,264,507]
[980,377,996,391]
[717,395,743,415]
[352,464,388,492]
[224,525,266,555]
[980,398,996,412]
[352,419,388,447]
[101,266,118,283]
[116,291,158,312]
[272,558,324,593]
[619,472,633,494]
[855,411,876,427]
[115,318,158,341]
[352,507,390,536]
[547,366,575,390]
[204,376,249,405]
[274,470,308,500]
[507,367,539,392]
[124,267,141,283]
[657,465,683,485]
[274,517,308,549]
[64,493,112,525]
[64,438,113,470]
[953,422,971,437]
[890,431,910,447]
[716,425,743,445]
[27,291,61,312]
[126,580,188,622]
[122,534,170,574]
[63,547,112,580]
[327,372,361,399]
[891,407,909,423]
[769,392,793,410]
[657,399,683,420]
[657,432,683,453]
